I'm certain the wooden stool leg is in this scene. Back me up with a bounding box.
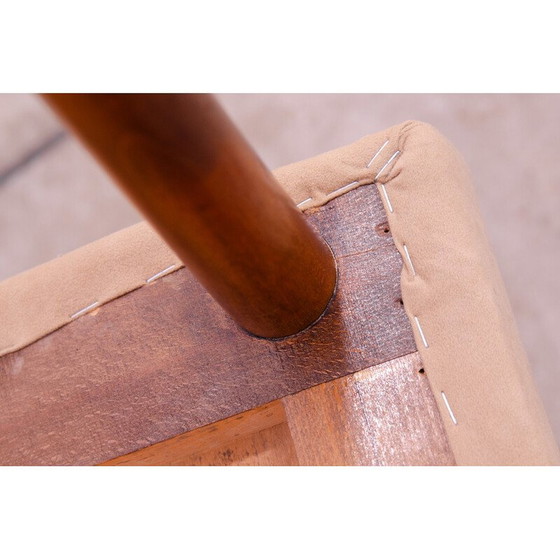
[42,94,336,338]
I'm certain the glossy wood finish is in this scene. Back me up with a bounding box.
[42,94,336,338]
[0,185,417,465]
[104,353,454,466]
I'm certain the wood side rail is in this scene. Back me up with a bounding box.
[42,94,337,338]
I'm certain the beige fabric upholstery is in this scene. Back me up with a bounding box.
[0,221,181,356]
[1,120,558,465]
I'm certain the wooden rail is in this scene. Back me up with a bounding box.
[43,94,336,338]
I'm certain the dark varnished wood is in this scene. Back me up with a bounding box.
[42,94,336,338]
[0,186,417,465]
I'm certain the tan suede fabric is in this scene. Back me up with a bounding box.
[1,120,558,465]
[0,222,182,356]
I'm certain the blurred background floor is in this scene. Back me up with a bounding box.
[1,93,559,443]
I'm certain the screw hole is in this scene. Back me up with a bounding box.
[375,222,391,236]
[418,368,425,374]
[398,298,404,305]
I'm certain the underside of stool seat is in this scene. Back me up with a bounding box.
[1,120,557,466]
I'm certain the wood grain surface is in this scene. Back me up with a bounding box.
[284,352,455,466]
[104,353,453,466]
[103,401,299,466]
[0,185,418,465]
